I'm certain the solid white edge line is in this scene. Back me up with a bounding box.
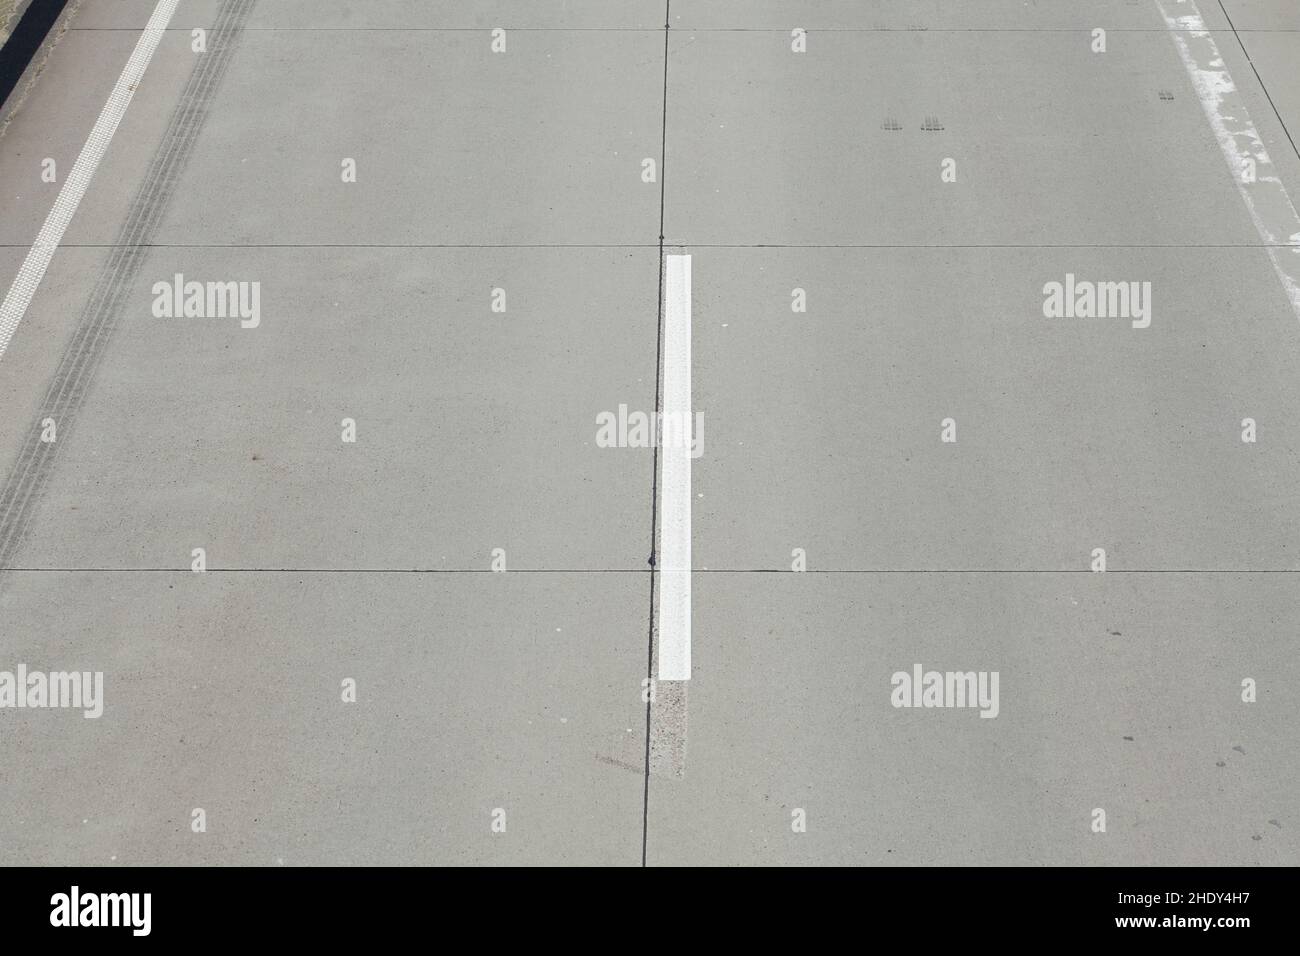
[659,254,692,681]
[0,0,182,361]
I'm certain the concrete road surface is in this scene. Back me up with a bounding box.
[0,0,1298,866]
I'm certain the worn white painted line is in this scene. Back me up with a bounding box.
[0,0,182,361]
[1155,0,1300,319]
[648,678,687,777]
[659,254,692,681]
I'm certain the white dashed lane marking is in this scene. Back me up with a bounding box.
[659,253,692,681]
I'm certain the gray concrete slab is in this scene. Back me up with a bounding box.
[145,26,665,246]
[0,570,649,865]
[673,0,1230,31]
[242,1,664,31]
[0,248,113,466]
[9,246,659,571]
[647,573,1299,865]
[662,27,1264,246]
[688,246,1300,572]
[1220,0,1300,31]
